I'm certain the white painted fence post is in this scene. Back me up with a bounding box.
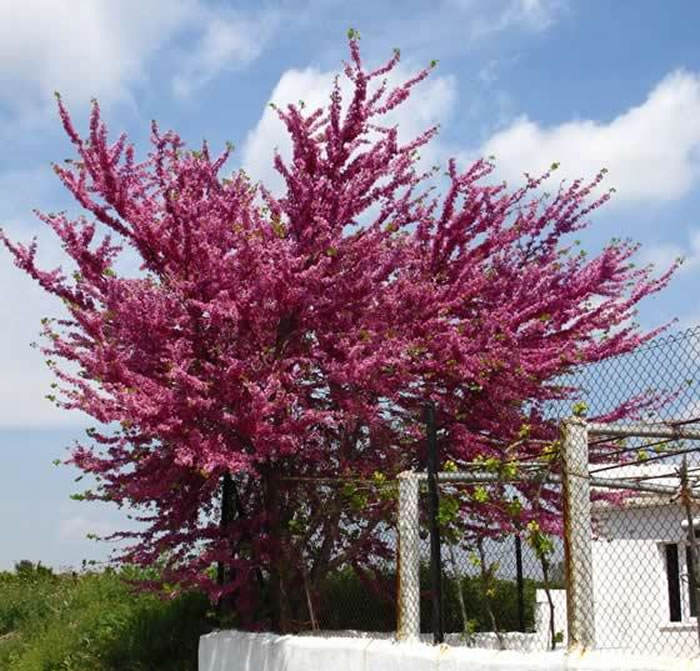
[397,471,420,641]
[561,417,596,652]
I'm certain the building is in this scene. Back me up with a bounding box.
[589,464,700,656]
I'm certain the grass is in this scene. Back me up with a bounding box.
[0,562,212,671]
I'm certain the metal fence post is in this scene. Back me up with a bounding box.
[562,417,596,652]
[515,533,525,632]
[397,471,420,641]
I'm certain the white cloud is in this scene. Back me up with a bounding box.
[513,0,563,29]
[0,225,85,428]
[473,70,700,205]
[0,0,196,114]
[241,67,332,193]
[467,0,563,38]
[172,11,280,98]
[0,167,87,427]
[0,1,279,118]
[637,230,700,275]
[58,515,119,543]
[241,63,457,193]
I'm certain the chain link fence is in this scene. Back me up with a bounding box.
[566,325,700,428]
[392,429,700,658]
[563,325,700,658]
[419,478,566,651]
[396,469,567,649]
[271,477,398,634]
[283,326,700,660]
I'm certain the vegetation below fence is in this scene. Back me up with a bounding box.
[428,573,540,635]
[0,562,211,671]
[317,565,541,635]
[0,561,547,669]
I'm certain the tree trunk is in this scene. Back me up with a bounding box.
[540,556,556,650]
[265,468,289,632]
[216,471,236,623]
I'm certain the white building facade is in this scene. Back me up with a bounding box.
[591,497,700,656]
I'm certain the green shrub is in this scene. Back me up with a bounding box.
[313,563,539,634]
[0,562,212,671]
[318,566,396,631]
[425,572,538,634]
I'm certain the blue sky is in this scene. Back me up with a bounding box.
[1,0,700,569]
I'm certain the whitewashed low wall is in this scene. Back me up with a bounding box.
[199,630,700,671]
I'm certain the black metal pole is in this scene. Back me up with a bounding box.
[425,402,444,644]
[217,471,234,588]
[515,534,525,632]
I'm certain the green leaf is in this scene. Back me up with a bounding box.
[571,400,588,417]
[443,459,457,472]
[473,486,489,503]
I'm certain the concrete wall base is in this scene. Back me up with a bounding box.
[199,630,699,671]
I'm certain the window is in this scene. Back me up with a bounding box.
[665,542,699,621]
[666,544,681,622]
[686,546,698,617]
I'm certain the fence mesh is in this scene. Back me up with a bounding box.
[589,480,700,657]
[289,326,700,660]
[563,324,700,428]
[421,479,566,651]
[568,326,700,658]
[263,477,398,634]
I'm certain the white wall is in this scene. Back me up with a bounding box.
[592,503,699,656]
[199,630,700,671]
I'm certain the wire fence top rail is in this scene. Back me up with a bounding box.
[587,421,700,441]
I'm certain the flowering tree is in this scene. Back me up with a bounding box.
[1,36,674,630]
